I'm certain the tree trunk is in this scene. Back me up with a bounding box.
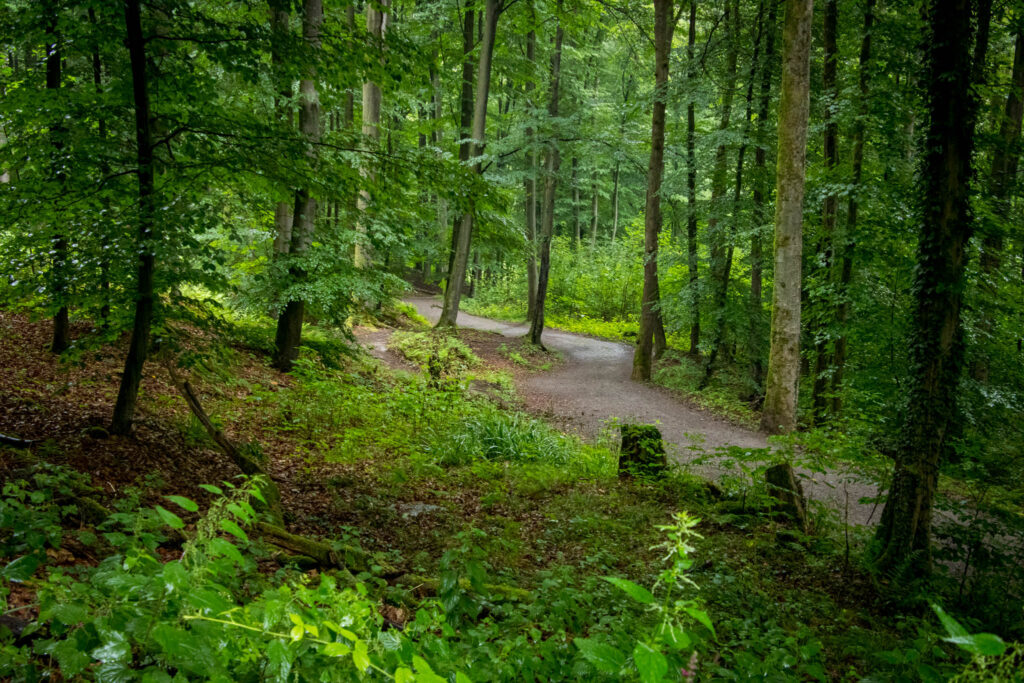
[590,181,599,247]
[699,0,740,385]
[759,0,813,435]
[528,4,563,348]
[269,0,294,258]
[89,11,111,329]
[571,156,581,246]
[438,0,500,327]
[750,0,779,389]
[831,0,875,415]
[873,0,981,572]
[273,0,322,372]
[810,0,839,422]
[686,0,701,356]
[444,4,475,287]
[611,162,621,241]
[524,22,538,321]
[631,0,675,381]
[355,1,387,269]
[110,0,157,435]
[973,30,1024,381]
[46,1,69,354]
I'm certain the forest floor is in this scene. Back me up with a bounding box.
[365,296,882,527]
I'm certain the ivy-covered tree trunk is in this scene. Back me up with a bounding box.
[529,4,563,348]
[438,0,500,328]
[46,1,69,354]
[749,0,779,389]
[686,0,701,356]
[760,0,813,435]
[831,0,875,415]
[273,0,322,372]
[110,0,157,435]
[810,0,839,422]
[631,0,675,381]
[874,0,980,572]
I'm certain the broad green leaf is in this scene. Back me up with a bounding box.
[602,576,655,604]
[2,554,40,582]
[322,642,351,657]
[575,637,626,673]
[931,603,968,638]
[164,495,198,512]
[265,639,292,683]
[352,639,370,671]
[154,505,185,530]
[633,642,668,683]
[395,667,414,683]
[945,633,1007,657]
[219,519,248,542]
[198,484,223,495]
[684,606,716,639]
[209,537,244,565]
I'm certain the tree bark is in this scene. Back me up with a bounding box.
[355,1,388,269]
[528,4,563,348]
[270,0,294,258]
[273,0,322,372]
[810,0,839,422]
[686,0,701,356]
[874,0,980,572]
[524,22,539,320]
[438,0,500,327]
[110,0,157,435]
[590,182,599,247]
[749,0,779,389]
[699,0,741,385]
[632,0,676,381]
[831,0,875,415]
[46,1,69,354]
[759,0,813,435]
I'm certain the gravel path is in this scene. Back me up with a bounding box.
[375,296,881,526]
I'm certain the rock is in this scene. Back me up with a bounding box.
[618,424,667,478]
[393,502,441,519]
[764,463,808,531]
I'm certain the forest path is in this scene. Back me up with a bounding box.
[367,296,880,527]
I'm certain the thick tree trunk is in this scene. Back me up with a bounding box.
[699,0,740,384]
[874,0,980,572]
[749,0,778,389]
[631,0,675,381]
[686,0,701,356]
[438,0,500,327]
[46,2,69,354]
[524,24,538,321]
[759,0,813,435]
[273,0,322,372]
[444,4,475,287]
[528,5,563,348]
[810,0,839,422]
[831,0,875,414]
[110,0,157,435]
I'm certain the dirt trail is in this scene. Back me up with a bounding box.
[368,296,881,526]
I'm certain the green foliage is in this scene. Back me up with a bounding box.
[389,330,480,378]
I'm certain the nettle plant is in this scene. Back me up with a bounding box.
[1,474,464,682]
[575,512,715,681]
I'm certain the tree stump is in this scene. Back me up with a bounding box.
[618,424,667,478]
[764,462,809,531]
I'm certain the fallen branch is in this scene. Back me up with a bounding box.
[0,433,36,449]
[394,574,533,602]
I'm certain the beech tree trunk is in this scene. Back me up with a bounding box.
[270,0,293,258]
[273,0,322,372]
[831,0,875,414]
[110,0,157,435]
[686,0,701,356]
[811,0,839,422]
[632,0,676,381]
[699,0,740,385]
[749,0,779,389]
[760,0,813,435]
[438,0,500,327]
[355,1,387,269]
[524,22,539,321]
[528,4,563,348]
[46,1,69,354]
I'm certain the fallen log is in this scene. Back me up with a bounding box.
[394,574,533,602]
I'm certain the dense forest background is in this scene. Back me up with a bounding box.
[2,0,1024,679]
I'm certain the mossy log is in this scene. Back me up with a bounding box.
[618,424,668,478]
[253,522,395,576]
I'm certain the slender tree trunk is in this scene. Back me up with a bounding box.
[699,0,740,384]
[524,21,539,320]
[631,0,675,381]
[445,3,475,284]
[355,1,387,269]
[46,1,69,353]
[973,30,1024,381]
[529,3,563,347]
[88,8,111,330]
[273,0,322,372]
[810,0,839,421]
[759,0,813,435]
[874,0,981,572]
[270,0,294,258]
[831,0,875,414]
[611,163,621,241]
[438,0,500,327]
[110,0,157,435]
[686,0,701,356]
[750,0,779,389]
[571,156,581,246]
[590,181,599,247]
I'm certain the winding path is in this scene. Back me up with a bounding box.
[372,296,880,526]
